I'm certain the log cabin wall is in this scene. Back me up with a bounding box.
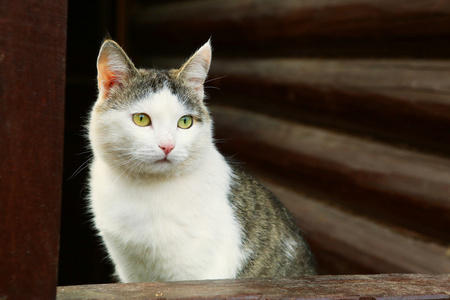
[59,0,450,286]
[125,0,450,275]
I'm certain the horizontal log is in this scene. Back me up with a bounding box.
[256,174,450,274]
[129,0,450,58]
[211,106,450,242]
[57,274,450,299]
[134,0,450,39]
[209,58,450,153]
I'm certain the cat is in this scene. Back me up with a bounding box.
[88,38,316,283]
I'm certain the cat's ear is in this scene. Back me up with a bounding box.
[97,39,139,99]
[177,40,212,99]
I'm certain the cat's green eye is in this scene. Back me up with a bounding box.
[132,113,151,127]
[178,115,193,129]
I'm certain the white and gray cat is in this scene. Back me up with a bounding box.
[88,39,316,283]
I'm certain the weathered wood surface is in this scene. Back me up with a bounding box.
[57,274,450,299]
[211,106,450,243]
[210,58,450,153]
[57,0,450,285]
[130,0,450,57]
[135,0,450,38]
[0,1,67,299]
[257,175,450,274]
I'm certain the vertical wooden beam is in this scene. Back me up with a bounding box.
[0,1,67,299]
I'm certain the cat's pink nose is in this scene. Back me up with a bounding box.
[159,144,174,155]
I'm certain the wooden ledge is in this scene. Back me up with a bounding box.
[57,274,450,299]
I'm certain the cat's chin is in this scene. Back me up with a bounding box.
[142,159,188,178]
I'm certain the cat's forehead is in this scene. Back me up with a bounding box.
[137,69,171,91]
[98,68,207,120]
[132,87,188,116]
[136,69,206,118]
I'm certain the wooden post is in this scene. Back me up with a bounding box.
[0,1,67,299]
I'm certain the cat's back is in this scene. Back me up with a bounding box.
[229,166,316,277]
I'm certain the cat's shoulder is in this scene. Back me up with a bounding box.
[228,164,283,209]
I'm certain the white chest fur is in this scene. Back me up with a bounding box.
[89,148,244,282]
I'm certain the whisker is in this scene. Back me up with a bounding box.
[75,150,92,155]
[205,75,227,83]
[69,156,93,179]
[112,159,136,182]
[205,86,221,90]
[124,161,142,181]
[213,138,231,144]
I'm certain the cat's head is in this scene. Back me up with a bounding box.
[89,39,214,179]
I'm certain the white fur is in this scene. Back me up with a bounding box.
[89,87,245,282]
[284,238,299,261]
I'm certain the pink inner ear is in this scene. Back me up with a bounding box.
[98,62,121,96]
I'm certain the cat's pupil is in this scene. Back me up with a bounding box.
[177,115,193,129]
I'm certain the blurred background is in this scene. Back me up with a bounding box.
[59,0,450,285]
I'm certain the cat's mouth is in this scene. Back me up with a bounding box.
[155,158,171,164]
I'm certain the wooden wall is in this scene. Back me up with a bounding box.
[58,0,450,286]
[126,0,450,275]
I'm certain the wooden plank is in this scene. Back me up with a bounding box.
[57,274,450,299]
[134,0,450,39]
[256,175,450,274]
[130,0,450,58]
[211,106,450,242]
[209,58,450,153]
[0,1,67,299]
